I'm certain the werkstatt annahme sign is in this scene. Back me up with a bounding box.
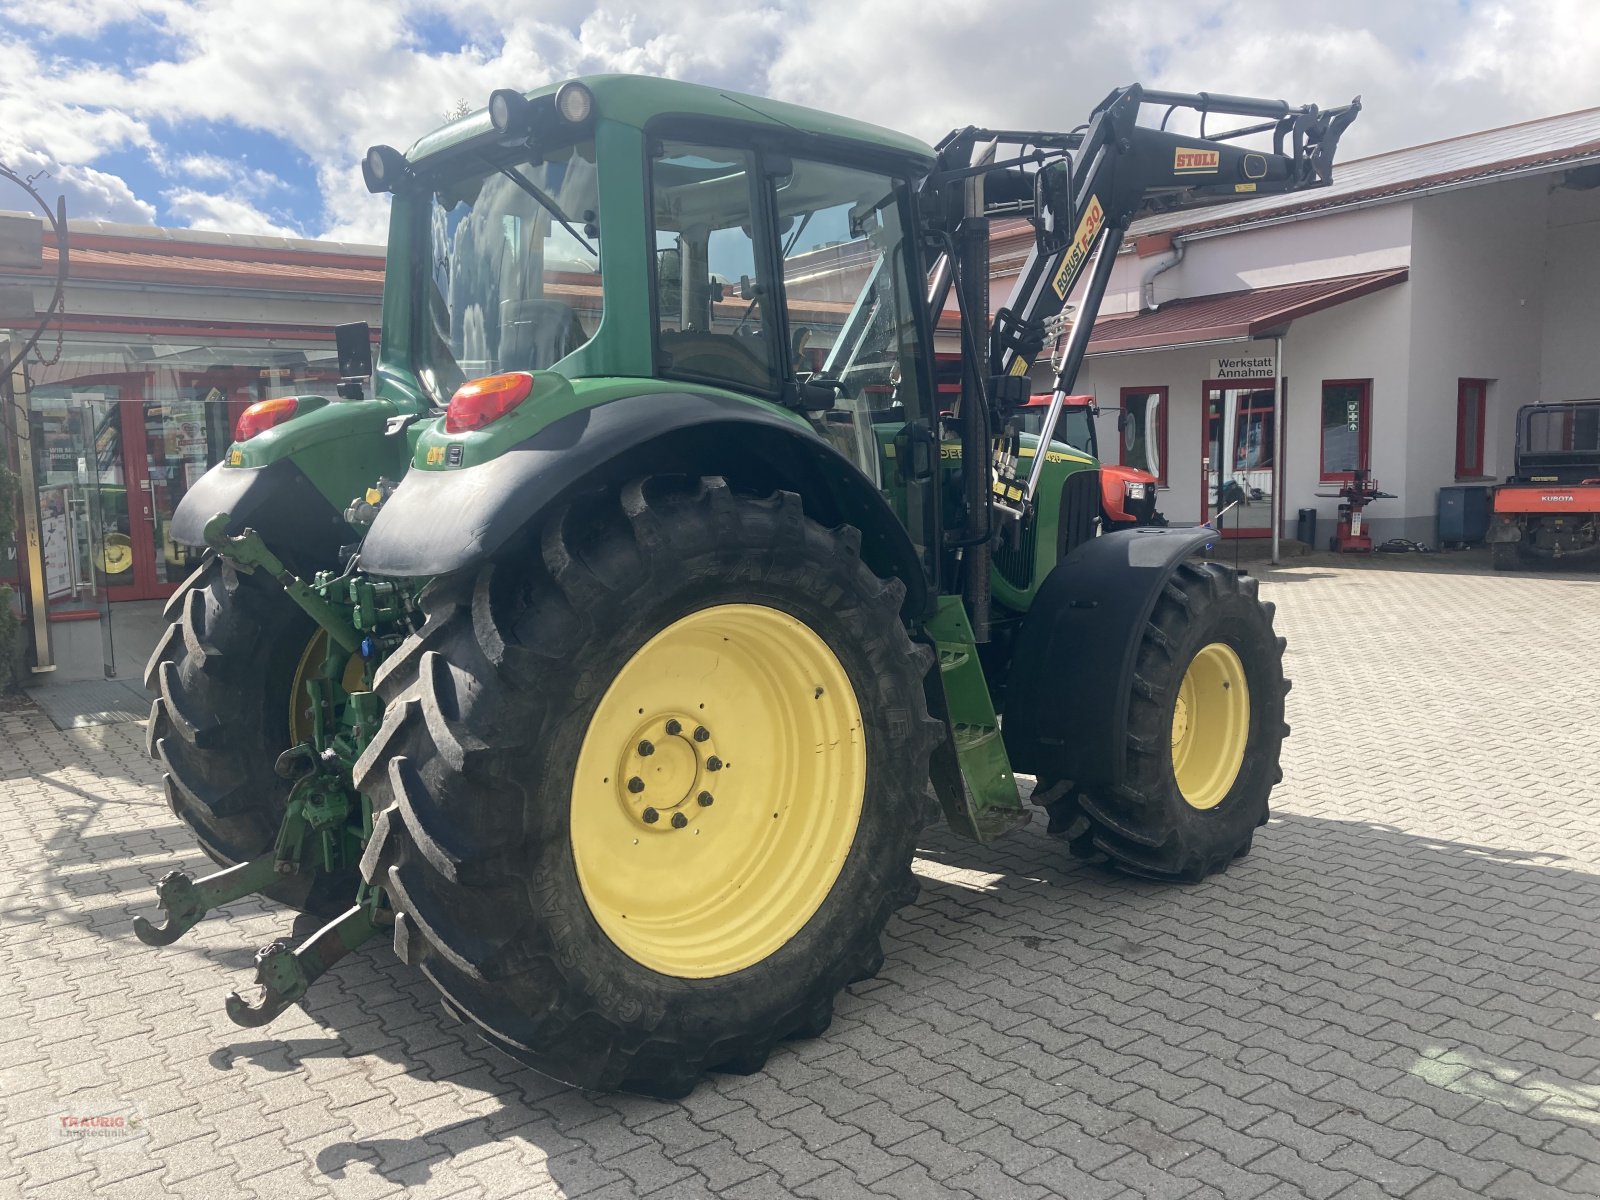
[1211,354,1277,380]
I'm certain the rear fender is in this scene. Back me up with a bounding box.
[170,398,408,571]
[1001,526,1212,787]
[170,458,353,571]
[358,390,929,617]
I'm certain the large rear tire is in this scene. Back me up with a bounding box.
[1043,561,1288,882]
[1491,540,1521,571]
[144,556,354,913]
[357,477,941,1096]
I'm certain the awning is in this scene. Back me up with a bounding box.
[1086,268,1409,356]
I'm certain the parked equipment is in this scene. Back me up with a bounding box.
[1319,469,1394,553]
[1488,400,1600,570]
[1437,484,1491,548]
[929,358,1165,529]
[1015,393,1167,529]
[134,75,1357,1095]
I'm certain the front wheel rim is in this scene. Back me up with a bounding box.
[570,603,867,979]
[1170,641,1250,811]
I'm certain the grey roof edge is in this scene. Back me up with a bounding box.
[0,209,384,257]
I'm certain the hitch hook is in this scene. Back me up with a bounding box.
[132,854,278,947]
[225,904,377,1027]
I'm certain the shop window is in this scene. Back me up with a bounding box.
[1320,379,1371,481]
[1118,386,1167,484]
[24,337,342,610]
[1456,379,1487,478]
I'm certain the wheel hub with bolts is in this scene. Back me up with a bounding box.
[616,714,721,832]
[1170,640,1251,811]
[570,602,866,979]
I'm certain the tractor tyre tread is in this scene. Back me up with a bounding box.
[144,553,348,914]
[1043,560,1287,883]
[359,476,939,1097]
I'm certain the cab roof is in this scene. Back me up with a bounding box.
[406,74,937,172]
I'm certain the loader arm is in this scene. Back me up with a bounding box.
[933,84,1361,383]
[912,82,1357,647]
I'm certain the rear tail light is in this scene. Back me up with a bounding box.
[234,397,299,441]
[445,373,536,434]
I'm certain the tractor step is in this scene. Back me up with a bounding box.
[132,853,279,947]
[225,904,377,1027]
[952,721,1001,752]
[925,597,1030,842]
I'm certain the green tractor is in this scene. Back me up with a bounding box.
[136,75,1358,1096]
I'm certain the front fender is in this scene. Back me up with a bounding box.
[1001,526,1212,787]
[359,390,929,616]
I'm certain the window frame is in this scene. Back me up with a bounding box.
[407,138,604,407]
[1319,378,1372,483]
[1117,386,1168,485]
[1455,378,1488,479]
[645,140,785,400]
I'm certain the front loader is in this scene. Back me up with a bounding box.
[135,75,1358,1095]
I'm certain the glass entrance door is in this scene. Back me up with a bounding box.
[118,396,212,600]
[1203,381,1277,536]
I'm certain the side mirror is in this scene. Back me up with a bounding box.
[334,322,372,399]
[336,322,373,379]
[1116,410,1128,432]
[1033,159,1075,255]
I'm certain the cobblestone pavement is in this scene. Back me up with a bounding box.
[2,555,1598,1199]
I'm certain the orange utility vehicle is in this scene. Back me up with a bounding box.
[1488,399,1600,570]
[1015,393,1167,529]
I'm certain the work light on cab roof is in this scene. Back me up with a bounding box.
[361,144,409,194]
[488,81,594,138]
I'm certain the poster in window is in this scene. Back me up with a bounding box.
[39,485,73,598]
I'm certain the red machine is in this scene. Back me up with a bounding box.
[1487,400,1600,570]
[931,352,1166,529]
[1015,394,1166,529]
[1318,469,1394,553]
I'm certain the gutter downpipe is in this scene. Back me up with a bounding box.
[1139,235,1186,312]
[1272,333,1285,566]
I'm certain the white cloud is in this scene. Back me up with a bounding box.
[1,0,183,39]
[162,187,302,238]
[0,145,156,224]
[3,0,1598,244]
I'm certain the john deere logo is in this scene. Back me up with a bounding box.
[1174,148,1220,174]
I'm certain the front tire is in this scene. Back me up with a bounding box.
[1044,561,1288,882]
[357,477,940,1096]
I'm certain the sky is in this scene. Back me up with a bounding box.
[1,0,1597,246]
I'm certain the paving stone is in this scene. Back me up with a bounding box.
[4,560,1600,1199]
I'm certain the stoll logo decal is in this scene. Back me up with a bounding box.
[1174,147,1220,174]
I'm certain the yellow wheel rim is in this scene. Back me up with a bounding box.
[570,603,867,979]
[288,631,367,744]
[1170,641,1250,811]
